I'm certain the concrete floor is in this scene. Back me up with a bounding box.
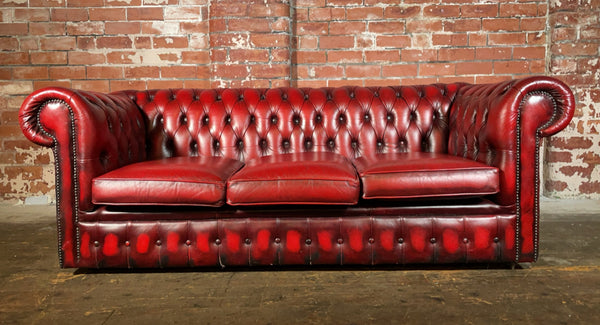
[0,199,598,324]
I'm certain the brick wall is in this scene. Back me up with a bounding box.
[0,0,598,203]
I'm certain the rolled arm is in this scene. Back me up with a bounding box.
[449,76,575,262]
[19,87,147,267]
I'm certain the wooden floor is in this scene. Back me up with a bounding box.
[1,200,599,324]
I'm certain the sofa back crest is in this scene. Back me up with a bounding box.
[128,85,464,162]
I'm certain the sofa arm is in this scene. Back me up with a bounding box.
[19,87,146,267]
[449,76,575,262]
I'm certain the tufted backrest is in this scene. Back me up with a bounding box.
[126,85,464,162]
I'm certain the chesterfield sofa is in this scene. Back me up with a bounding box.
[19,76,574,269]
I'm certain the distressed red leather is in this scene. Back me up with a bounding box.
[227,152,359,205]
[355,152,499,200]
[18,76,575,268]
[92,156,243,207]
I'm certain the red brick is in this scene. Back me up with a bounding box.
[49,66,86,80]
[153,36,189,49]
[500,3,539,17]
[68,52,105,65]
[551,43,598,57]
[248,3,289,18]
[0,68,11,80]
[0,52,29,65]
[124,66,160,79]
[407,19,443,33]
[482,18,520,32]
[494,61,530,74]
[0,38,19,51]
[105,22,141,35]
[295,22,328,35]
[549,137,594,150]
[383,6,420,19]
[475,75,512,84]
[310,7,346,21]
[382,64,418,77]
[14,9,50,22]
[424,5,460,17]
[476,47,512,60]
[432,34,468,46]
[39,37,76,51]
[51,9,88,21]
[401,49,437,62]
[514,47,545,59]
[347,7,383,20]
[67,0,104,7]
[329,79,363,87]
[181,51,210,64]
[444,19,481,32]
[546,151,573,163]
[89,8,125,21]
[319,36,354,49]
[13,66,48,80]
[528,32,546,45]
[521,18,546,31]
[461,4,498,18]
[330,21,366,35]
[213,64,250,79]
[468,33,487,46]
[228,18,271,32]
[110,80,147,92]
[312,66,344,79]
[183,80,211,89]
[72,80,110,93]
[419,63,455,76]
[86,66,123,79]
[181,21,209,34]
[250,64,290,79]
[105,51,134,64]
[489,33,527,45]
[230,49,270,62]
[438,48,475,61]
[29,0,66,6]
[66,22,105,36]
[456,61,493,75]
[580,182,600,195]
[164,6,201,20]
[376,35,411,48]
[127,7,164,21]
[272,49,290,62]
[30,52,67,65]
[346,65,380,78]
[438,76,475,84]
[250,34,289,48]
[97,36,133,49]
[297,36,319,49]
[365,50,400,62]
[370,21,406,34]
[327,50,362,63]
[29,22,65,36]
[161,66,197,79]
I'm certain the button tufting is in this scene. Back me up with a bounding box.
[304,139,313,150]
[282,139,290,149]
[315,114,322,123]
[186,240,192,246]
[213,140,220,149]
[245,238,251,245]
[94,241,100,247]
[237,140,244,149]
[386,113,394,122]
[260,94,266,100]
[250,115,255,123]
[305,239,312,245]
[275,237,281,244]
[368,238,375,244]
[337,238,344,244]
[493,237,500,243]
[260,139,268,149]
[338,114,346,124]
[327,139,335,148]
[203,115,209,125]
[225,115,231,124]
[463,238,469,243]
[398,238,404,244]
[293,115,301,125]
[270,115,278,125]
[430,238,437,244]
[215,238,221,245]
[364,114,371,122]
[351,140,358,149]
[156,240,162,246]
[125,241,130,247]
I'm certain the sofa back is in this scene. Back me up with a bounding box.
[129,85,464,162]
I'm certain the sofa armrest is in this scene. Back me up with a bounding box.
[449,76,575,262]
[19,87,146,267]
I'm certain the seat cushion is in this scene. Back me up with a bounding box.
[92,156,244,207]
[354,152,500,200]
[227,152,360,205]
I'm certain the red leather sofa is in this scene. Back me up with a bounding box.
[19,76,574,269]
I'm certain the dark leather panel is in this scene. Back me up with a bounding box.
[77,214,517,268]
[354,152,499,199]
[227,152,360,205]
[92,156,244,207]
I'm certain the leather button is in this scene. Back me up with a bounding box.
[225,115,231,124]
[156,240,162,246]
[270,115,278,125]
[282,140,290,149]
[275,237,281,244]
[337,238,344,244]
[463,238,469,243]
[368,238,375,244]
[293,115,301,125]
[351,141,358,149]
[237,140,244,149]
[430,238,437,244]
[493,237,500,243]
[328,139,335,148]
[305,239,312,245]
[185,240,192,246]
[315,114,322,123]
[386,114,393,121]
[304,139,313,150]
[125,241,130,247]
[203,116,209,125]
[215,238,222,245]
[363,114,370,122]
[94,241,100,247]
[398,238,404,244]
[338,114,346,124]
[260,139,268,149]
[245,238,251,245]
